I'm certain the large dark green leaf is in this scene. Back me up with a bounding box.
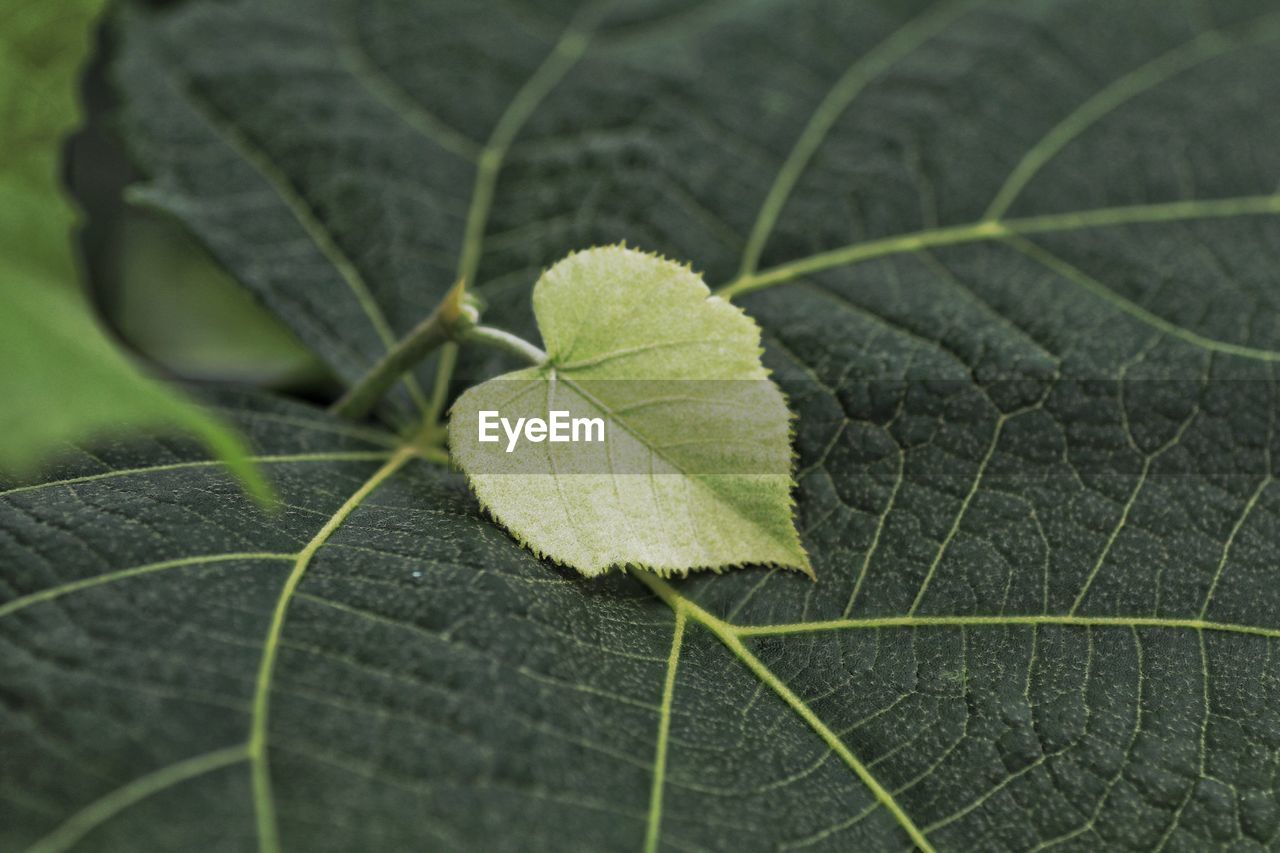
[6,0,1280,849]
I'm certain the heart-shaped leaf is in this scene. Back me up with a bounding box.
[450,246,810,577]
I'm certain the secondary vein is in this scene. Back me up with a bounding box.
[247,446,417,853]
[735,613,1280,641]
[644,608,687,853]
[738,0,976,277]
[166,73,429,412]
[0,552,295,619]
[332,0,482,162]
[716,192,1280,298]
[427,11,599,427]
[982,22,1274,220]
[718,194,1280,300]
[0,451,394,499]
[637,572,935,851]
[26,745,250,853]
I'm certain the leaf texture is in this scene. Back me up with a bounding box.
[5,0,1280,850]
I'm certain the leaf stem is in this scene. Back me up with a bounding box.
[424,342,459,427]
[333,278,546,422]
[331,280,471,420]
[460,325,547,365]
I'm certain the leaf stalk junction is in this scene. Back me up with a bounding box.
[330,280,546,421]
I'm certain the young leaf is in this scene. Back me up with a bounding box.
[450,246,811,577]
[0,0,268,500]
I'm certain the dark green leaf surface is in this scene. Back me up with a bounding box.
[7,0,1280,849]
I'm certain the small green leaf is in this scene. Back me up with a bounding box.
[0,0,268,501]
[450,246,811,578]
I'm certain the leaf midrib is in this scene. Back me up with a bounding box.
[549,370,804,568]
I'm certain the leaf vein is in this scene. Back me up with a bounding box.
[26,745,249,853]
[644,609,687,853]
[0,552,294,619]
[247,447,416,853]
[738,0,978,276]
[984,18,1280,220]
[0,451,394,499]
[162,71,429,410]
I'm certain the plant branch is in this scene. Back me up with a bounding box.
[332,280,547,421]
[424,342,459,427]
[331,280,471,420]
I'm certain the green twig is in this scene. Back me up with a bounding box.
[333,281,547,421]
[424,342,459,427]
[331,280,471,420]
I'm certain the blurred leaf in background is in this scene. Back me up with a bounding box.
[0,0,270,500]
[65,30,335,395]
[108,207,333,389]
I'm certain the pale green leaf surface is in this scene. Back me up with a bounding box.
[6,0,1280,850]
[0,0,266,499]
[450,246,810,577]
[107,215,331,388]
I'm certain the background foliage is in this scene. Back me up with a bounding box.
[0,0,268,497]
[5,1,1280,850]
